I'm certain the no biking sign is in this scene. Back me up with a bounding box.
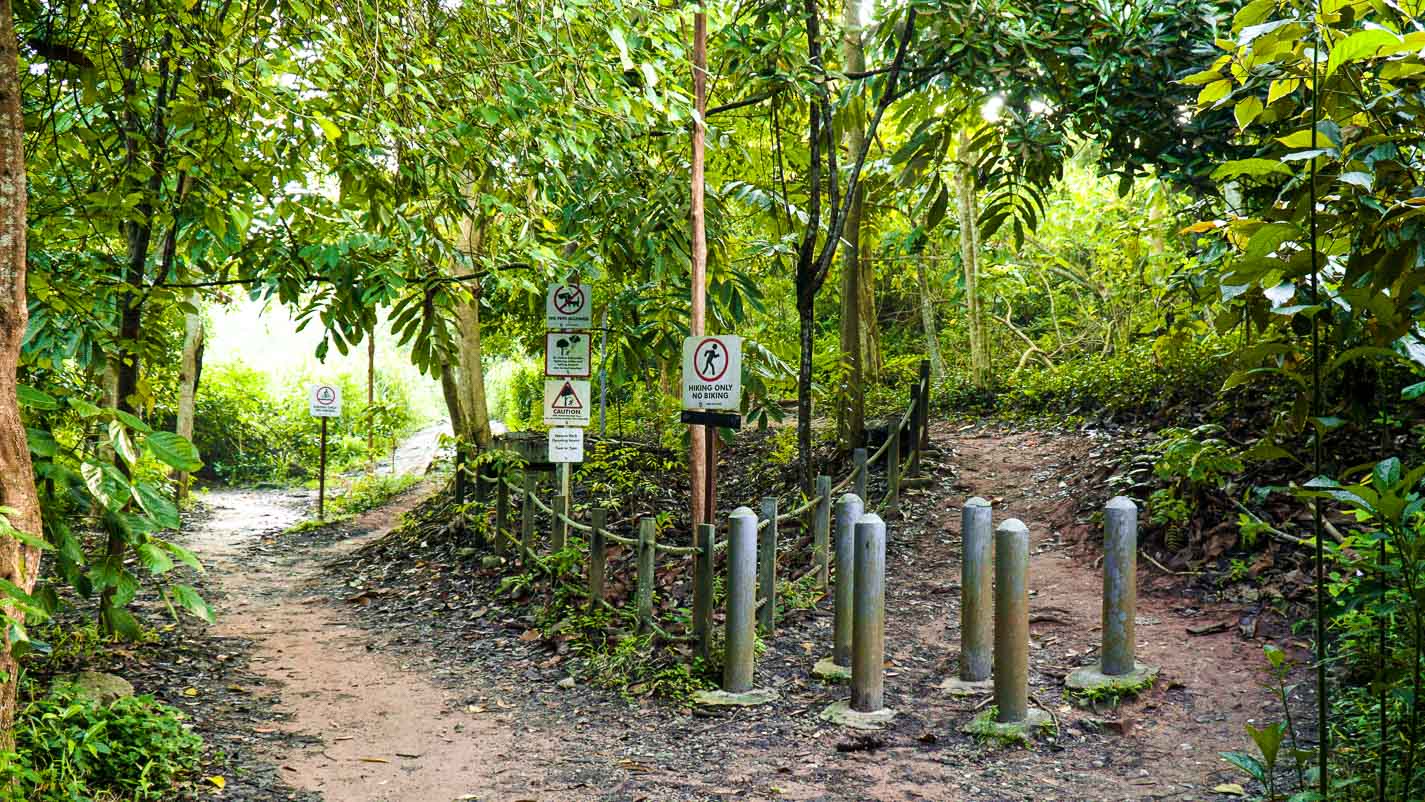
[682,335,741,411]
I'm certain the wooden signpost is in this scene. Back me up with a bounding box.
[309,383,341,519]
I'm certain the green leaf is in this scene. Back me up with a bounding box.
[610,27,633,71]
[161,541,204,573]
[101,606,143,641]
[144,432,203,472]
[1326,29,1400,77]
[1211,159,1293,181]
[133,481,180,530]
[1197,79,1232,106]
[109,419,138,468]
[314,113,342,142]
[1221,751,1268,783]
[16,385,59,410]
[113,409,152,433]
[1402,380,1425,400]
[26,427,57,458]
[1339,171,1374,190]
[1374,457,1403,489]
[172,584,215,624]
[135,543,174,574]
[67,398,102,418]
[1234,96,1264,129]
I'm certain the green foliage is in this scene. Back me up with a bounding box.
[1221,646,1313,801]
[0,690,203,802]
[194,362,419,484]
[486,358,546,432]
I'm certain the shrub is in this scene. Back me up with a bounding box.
[0,690,203,801]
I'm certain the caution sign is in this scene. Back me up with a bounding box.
[682,335,742,411]
[543,379,592,426]
[548,427,584,463]
[309,384,342,417]
[545,332,592,378]
[545,283,593,329]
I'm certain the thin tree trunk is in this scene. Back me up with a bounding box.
[454,185,492,448]
[439,365,466,437]
[174,292,204,499]
[837,0,867,450]
[916,248,946,382]
[0,0,44,748]
[796,292,816,493]
[859,242,881,379]
[956,131,989,388]
[366,328,375,473]
[690,9,710,526]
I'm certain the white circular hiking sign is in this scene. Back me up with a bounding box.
[309,384,342,418]
[682,335,742,411]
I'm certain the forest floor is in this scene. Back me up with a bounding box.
[142,421,1289,802]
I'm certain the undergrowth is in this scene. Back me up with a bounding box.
[0,688,203,801]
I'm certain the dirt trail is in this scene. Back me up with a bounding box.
[182,423,1275,802]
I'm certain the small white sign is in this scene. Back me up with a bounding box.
[548,427,585,463]
[545,283,593,329]
[543,379,592,426]
[682,335,742,411]
[309,384,342,418]
[545,331,592,378]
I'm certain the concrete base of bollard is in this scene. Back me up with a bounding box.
[812,657,853,682]
[962,707,1054,745]
[938,676,994,696]
[1065,661,1160,699]
[692,688,780,707]
[819,699,897,730]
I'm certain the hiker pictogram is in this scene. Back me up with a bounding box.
[694,338,729,382]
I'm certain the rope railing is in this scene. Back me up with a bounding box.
[457,361,933,653]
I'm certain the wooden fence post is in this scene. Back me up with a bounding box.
[588,508,607,609]
[758,497,778,634]
[814,476,832,588]
[495,477,509,555]
[918,359,931,456]
[520,472,536,559]
[853,448,868,501]
[695,522,715,658]
[909,381,923,478]
[637,518,656,634]
[887,426,901,517]
[552,494,568,552]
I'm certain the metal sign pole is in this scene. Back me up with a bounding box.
[704,423,717,524]
[318,416,328,520]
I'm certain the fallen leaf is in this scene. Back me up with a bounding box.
[182,687,199,697]
[1213,783,1246,796]
[358,757,390,764]
[207,775,226,789]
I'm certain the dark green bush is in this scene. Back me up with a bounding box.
[0,690,203,801]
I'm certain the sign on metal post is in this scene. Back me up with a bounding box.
[543,379,592,426]
[309,384,342,417]
[544,332,592,378]
[545,283,593,330]
[548,427,585,463]
[682,335,742,411]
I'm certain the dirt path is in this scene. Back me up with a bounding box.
[180,422,1275,802]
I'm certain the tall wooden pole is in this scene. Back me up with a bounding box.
[689,8,709,527]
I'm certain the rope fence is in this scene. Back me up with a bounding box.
[459,359,934,654]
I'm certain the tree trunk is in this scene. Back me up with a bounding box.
[956,131,989,388]
[836,0,868,450]
[366,328,375,473]
[174,292,204,499]
[0,0,45,747]
[859,244,881,379]
[689,9,710,527]
[916,247,946,382]
[439,364,466,437]
[454,298,492,448]
[796,291,816,494]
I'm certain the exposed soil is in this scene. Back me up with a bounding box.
[103,421,1291,801]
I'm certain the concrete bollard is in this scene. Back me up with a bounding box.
[636,518,656,634]
[519,473,535,558]
[942,497,993,695]
[962,497,994,680]
[831,494,864,672]
[552,494,568,552]
[723,507,758,693]
[814,476,832,588]
[853,448,868,501]
[993,518,1030,724]
[851,513,887,713]
[1067,497,1159,697]
[588,509,606,609]
[758,497,778,634]
[819,512,896,728]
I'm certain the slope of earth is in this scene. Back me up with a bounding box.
[317,421,1282,802]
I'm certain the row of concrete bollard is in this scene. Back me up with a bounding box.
[950,495,1158,736]
[695,492,1156,734]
